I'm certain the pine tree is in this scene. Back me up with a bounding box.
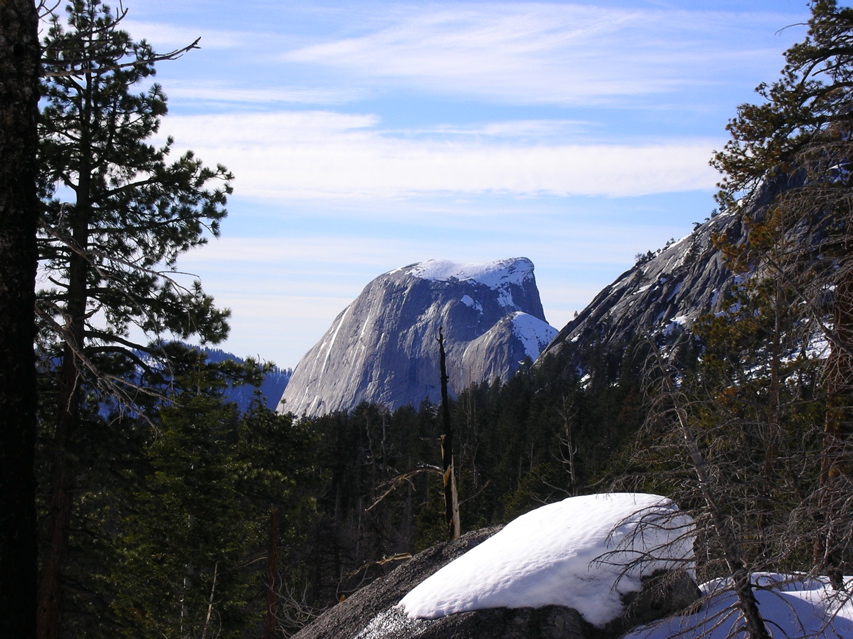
[713,0,853,586]
[74,358,321,639]
[615,8,853,634]
[35,2,232,636]
[113,393,255,639]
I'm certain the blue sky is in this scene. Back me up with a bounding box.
[118,0,816,368]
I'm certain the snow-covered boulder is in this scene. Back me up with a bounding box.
[399,493,695,627]
[279,258,557,417]
[293,494,699,639]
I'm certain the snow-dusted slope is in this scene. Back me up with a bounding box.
[626,573,853,639]
[539,210,742,366]
[279,258,556,417]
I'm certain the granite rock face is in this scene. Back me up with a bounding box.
[538,174,805,369]
[279,258,557,417]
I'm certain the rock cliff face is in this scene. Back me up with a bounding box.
[538,210,743,366]
[279,258,557,417]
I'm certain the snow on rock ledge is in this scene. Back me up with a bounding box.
[398,493,694,628]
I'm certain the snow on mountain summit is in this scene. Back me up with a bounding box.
[407,257,534,289]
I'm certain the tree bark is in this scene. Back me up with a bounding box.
[0,1,41,637]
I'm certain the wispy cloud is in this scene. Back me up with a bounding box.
[114,0,810,366]
[163,111,719,200]
[425,120,597,139]
[281,4,800,106]
[163,81,362,106]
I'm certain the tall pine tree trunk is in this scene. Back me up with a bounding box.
[0,1,41,637]
[38,102,94,639]
[37,384,79,639]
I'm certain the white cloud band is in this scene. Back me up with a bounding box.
[163,111,719,200]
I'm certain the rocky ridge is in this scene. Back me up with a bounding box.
[538,175,809,369]
[538,210,742,367]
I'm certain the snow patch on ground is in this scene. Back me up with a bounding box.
[408,258,533,289]
[398,493,694,628]
[625,573,853,639]
[805,331,831,360]
[510,312,557,360]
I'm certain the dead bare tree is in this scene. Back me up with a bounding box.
[639,336,771,639]
[555,394,579,496]
[438,327,461,540]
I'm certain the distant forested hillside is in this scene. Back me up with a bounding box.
[202,347,291,411]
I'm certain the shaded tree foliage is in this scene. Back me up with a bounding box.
[109,389,320,639]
